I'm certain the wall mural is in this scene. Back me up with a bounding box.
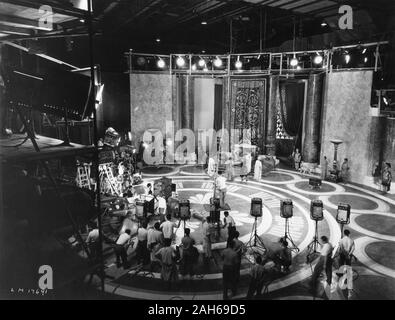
[230,79,266,150]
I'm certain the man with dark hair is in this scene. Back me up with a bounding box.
[136,221,149,265]
[223,211,236,242]
[155,238,178,289]
[311,235,333,298]
[160,213,177,242]
[221,240,239,299]
[86,222,100,262]
[338,229,355,266]
[114,229,132,269]
[180,228,196,280]
[147,222,164,267]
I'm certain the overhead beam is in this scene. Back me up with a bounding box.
[0,14,55,31]
[0,0,88,18]
[0,24,33,36]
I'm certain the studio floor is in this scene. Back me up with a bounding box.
[97,166,395,300]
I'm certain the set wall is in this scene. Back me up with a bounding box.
[130,73,174,143]
[321,71,374,184]
[193,78,215,131]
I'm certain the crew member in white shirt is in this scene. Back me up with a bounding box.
[160,214,178,241]
[223,211,236,241]
[338,229,355,266]
[311,236,333,297]
[216,170,227,208]
[114,229,132,269]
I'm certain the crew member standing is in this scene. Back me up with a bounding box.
[311,236,333,298]
[216,170,227,209]
[221,240,239,299]
[160,214,178,242]
[338,229,355,266]
[202,216,213,270]
[114,229,132,269]
[223,211,236,242]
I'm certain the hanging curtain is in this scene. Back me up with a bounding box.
[230,79,266,149]
[279,81,305,137]
[213,84,223,131]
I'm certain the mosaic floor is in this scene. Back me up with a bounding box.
[100,166,395,300]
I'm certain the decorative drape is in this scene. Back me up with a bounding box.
[278,81,305,137]
[230,79,266,150]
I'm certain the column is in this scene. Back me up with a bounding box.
[266,75,278,156]
[303,73,324,163]
[180,75,194,131]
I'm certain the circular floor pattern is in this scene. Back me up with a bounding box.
[141,165,178,176]
[365,241,395,270]
[179,165,207,176]
[294,181,337,193]
[355,214,395,237]
[328,194,378,211]
[259,171,299,184]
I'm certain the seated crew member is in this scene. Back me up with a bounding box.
[223,211,236,241]
[277,238,292,272]
[114,229,132,269]
[215,170,227,209]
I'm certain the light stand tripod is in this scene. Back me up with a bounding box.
[245,216,267,253]
[283,217,299,252]
[306,220,320,263]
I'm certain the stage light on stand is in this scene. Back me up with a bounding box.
[306,200,324,263]
[336,203,351,233]
[250,198,262,217]
[176,56,185,67]
[280,199,299,252]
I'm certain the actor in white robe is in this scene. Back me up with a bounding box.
[207,157,216,177]
[254,159,262,181]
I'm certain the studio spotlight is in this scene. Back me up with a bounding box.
[313,53,323,65]
[235,56,242,69]
[310,200,324,221]
[198,58,205,67]
[179,200,191,220]
[290,54,298,67]
[280,199,293,218]
[250,198,263,217]
[157,58,166,68]
[176,56,185,67]
[214,57,223,68]
[345,53,351,64]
